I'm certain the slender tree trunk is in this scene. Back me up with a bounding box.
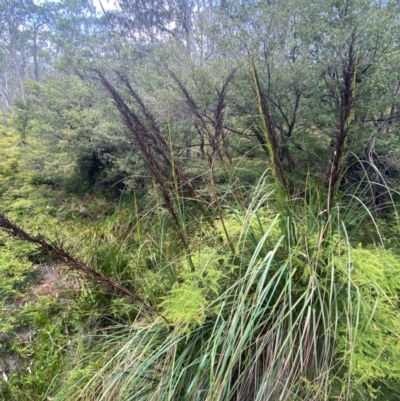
[0,93,6,125]
[205,0,215,59]
[33,30,39,82]
[327,32,357,211]
[0,74,9,125]
[182,0,192,54]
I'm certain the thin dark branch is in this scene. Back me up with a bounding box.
[0,214,168,322]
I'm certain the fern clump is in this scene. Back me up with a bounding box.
[161,247,226,331]
[333,245,400,398]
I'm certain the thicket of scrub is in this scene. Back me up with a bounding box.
[2,120,400,401]
[2,0,400,400]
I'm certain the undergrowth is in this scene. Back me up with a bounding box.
[1,118,400,401]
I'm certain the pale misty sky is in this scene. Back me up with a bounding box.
[34,0,117,13]
[92,0,118,12]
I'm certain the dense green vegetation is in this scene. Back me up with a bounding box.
[2,0,400,399]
